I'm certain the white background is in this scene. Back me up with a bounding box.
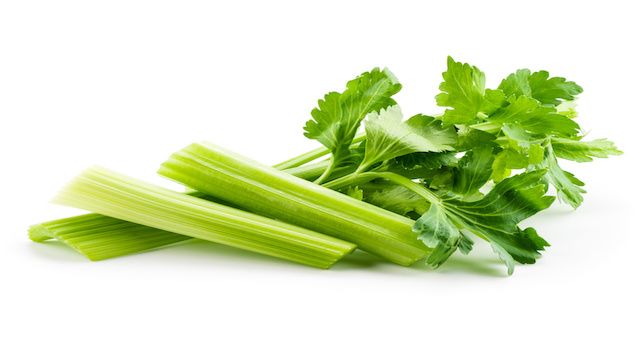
[1,1,638,358]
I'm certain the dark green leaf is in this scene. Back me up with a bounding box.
[491,148,528,182]
[551,137,623,162]
[394,152,458,172]
[499,69,583,106]
[458,234,474,255]
[538,144,586,208]
[435,56,505,125]
[455,126,498,151]
[365,184,429,216]
[488,96,580,138]
[361,106,457,169]
[444,171,554,273]
[413,171,554,273]
[303,68,402,164]
[414,204,462,250]
[452,146,494,197]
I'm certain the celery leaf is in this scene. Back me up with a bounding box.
[452,146,494,197]
[304,68,402,165]
[361,106,457,168]
[499,69,583,106]
[551,137,623,162]
[365,185,429,216]
[436,56,505,125]
[539,144,586,208]
[488,96,580,138]
[414,170,554,273]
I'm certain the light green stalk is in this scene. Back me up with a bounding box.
[29,214,192,260]
[52,166,355,269]
[159,142,430,266]
[30,157,343,261]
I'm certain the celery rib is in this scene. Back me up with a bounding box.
[159,142,430,266]
[30,161,339,262]
[29,214,192,260]
[52,167,356,268]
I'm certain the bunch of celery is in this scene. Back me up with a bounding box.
[32,57,621,274]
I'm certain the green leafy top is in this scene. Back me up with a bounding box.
[302,57,621,274]
[360,105,457,170]
[551,137,623,162]
[435,56,505,125]
[543,147,586,207]
[414,170,554,274]
[499,69,583,106]
[303,68,401,166]
[451,146,494,198]
[365,184,429,217]
[432,57,619,211]
[487,95,580,138]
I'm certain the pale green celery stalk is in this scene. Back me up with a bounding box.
[31,158,342,261]
[158,142,430,266]
[29,214,193,260]
[52,167,356,269]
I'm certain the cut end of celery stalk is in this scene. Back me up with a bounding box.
[51,166,356,269]
[29,213,193,260]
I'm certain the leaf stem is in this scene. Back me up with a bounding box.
[313,156,337,184]
[324,171,442,206]
[469,121,501,133]
[274,147,331,170]
[274,133,367,170]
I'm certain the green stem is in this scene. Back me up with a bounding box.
[159,142,430,266]
[284,160,329,181]
[273,133,367,170]
[313,157,337,184]
[29,213,193,260]
[53,166,356,269]
[469,121,501,133]
[34,159,349,261]
[273,147,331,170]
[285,160,356,182]
[324,171,442,206]
[351,133,367,145]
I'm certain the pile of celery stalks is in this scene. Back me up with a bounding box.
[30,57,621,274]
[30,144,411,269]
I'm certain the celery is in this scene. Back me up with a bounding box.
[52,167,356,268]
[30,158,342,261]
[29,58,622,274]
[29,214,192,260]
[158,142,430,266]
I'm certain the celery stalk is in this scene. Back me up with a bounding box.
[29,214,192,260]
[52,167,356,268]
[159,142,430,266]
[30,160,341,261]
